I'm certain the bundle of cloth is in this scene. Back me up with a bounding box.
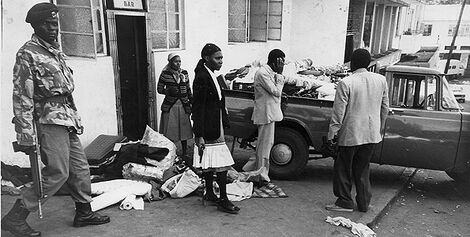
[90,179,152,211]
[89,126,181,211]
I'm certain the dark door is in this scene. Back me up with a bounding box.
[116,15,148,140]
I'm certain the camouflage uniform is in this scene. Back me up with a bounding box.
[13,34,83,146]
[13,34,92,211]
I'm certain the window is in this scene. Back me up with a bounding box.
[149,0,184,50]
[228,0,283,43]
[448,24,470,37]
[439,53,461,60]
[55,0,107,58]
[390,74,434,110]
[441,75,460,110]
[461,46,470,50]
[228,0,248,42]
[423,24,432,36]
[444,46,457,50]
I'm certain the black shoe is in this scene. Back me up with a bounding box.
[73,202,110,227]
[1,199,41,237]
[217,198,240,214]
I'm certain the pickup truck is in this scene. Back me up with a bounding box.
[224,65,470,182]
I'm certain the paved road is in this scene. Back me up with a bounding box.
[374,169,470,237]
[2,147,409,237]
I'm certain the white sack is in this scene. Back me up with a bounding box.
[141,125,177,171]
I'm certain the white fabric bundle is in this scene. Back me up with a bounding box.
[325,216,376,237]
[119,194,144,210]
[317,83,337,101]
[90,179,152,212]
[161,169,201,198]
[226,181,253,201]
[228,167,267,183]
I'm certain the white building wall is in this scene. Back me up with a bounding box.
[1,0,118,166]
[289,0,349,66]
[421,5,470,69]
[420,4,470,48]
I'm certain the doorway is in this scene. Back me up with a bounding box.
[116,15,148,140]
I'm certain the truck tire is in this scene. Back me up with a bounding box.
[446,170,470,183]
[269,127,308,180]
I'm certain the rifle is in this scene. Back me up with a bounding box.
[12,122,44,219]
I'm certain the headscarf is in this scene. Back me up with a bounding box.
[194,43,221,73]
[168,53,179,62]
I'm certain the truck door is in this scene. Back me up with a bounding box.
[380,73,461,171]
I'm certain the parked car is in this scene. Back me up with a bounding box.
[450,85,466,103]
[438,59,465,79]
[224,65,470,183]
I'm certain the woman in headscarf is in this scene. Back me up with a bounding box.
[157,53,193,158]
[192,43,240,214]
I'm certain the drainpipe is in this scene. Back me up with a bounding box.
[444,0,467,75]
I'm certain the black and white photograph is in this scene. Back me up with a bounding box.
[1,0,469,236]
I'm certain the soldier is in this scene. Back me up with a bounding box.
[1,3,110,237]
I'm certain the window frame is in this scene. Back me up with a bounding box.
[390,73,436,110]
[92,0,108,56]
[228,0,249,43]
[150,0,184,51]
[228,0,283,43]
[423,24,432,36]
[54,0,107,58]
[448,24,470,37]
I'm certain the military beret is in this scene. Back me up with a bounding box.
[25,2,59,24]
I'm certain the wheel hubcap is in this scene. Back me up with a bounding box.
[271,143,292,165]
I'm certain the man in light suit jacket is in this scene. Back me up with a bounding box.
[243,49,301,184]
[326,49,389,212]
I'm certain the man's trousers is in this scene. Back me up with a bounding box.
[333,143,377,212]
[242,122,275,182]
[21,124,93,211]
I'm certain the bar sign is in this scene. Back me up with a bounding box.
[113,0,144,10]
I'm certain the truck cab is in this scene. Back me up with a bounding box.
[379,65,469,181]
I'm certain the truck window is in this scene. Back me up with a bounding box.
[390,74,430,109]
[424,76,437,110]
[441,75,460,110]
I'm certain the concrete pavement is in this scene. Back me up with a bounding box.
[1,152,413,237]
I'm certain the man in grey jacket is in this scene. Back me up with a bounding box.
[326,49,389,212]
[243,49,304,184]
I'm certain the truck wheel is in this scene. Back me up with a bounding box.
[446,170,470,183]
[269,127,308,180]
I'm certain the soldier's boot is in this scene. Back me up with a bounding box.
[1,199,41,237]
[73,202,110,227]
